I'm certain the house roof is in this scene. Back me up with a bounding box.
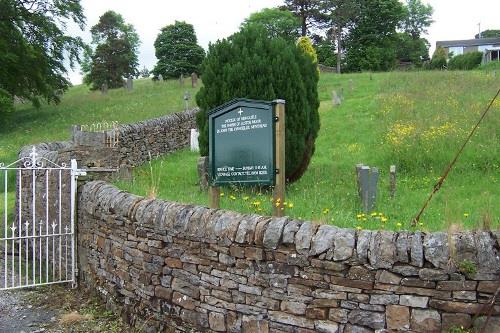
[436,37,500,48]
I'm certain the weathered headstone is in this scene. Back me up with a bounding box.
[191,72,198,88]
[368,167,379,211]
[349,79,354,92]
[390,165,396,198]
[100,82,108,95]
[126,77,133,91]
[179,74,185,87]
[190,129,199,152]
[183,91,191,111]
[356,164,379,212]
[158,74,163,82]
[197,156,209,191]
[332,90,342,106]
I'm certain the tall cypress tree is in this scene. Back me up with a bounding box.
[196,26,320,183]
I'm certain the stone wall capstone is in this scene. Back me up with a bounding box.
[78,180,500,333]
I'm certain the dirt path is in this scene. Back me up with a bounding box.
[0,258,127,333]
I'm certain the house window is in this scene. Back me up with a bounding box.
[448,46,463,56]
[492,50,499,61]
[478,45,493,53]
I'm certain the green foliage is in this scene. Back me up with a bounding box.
[297,36,319,65]
[242,8,300,41]
[395,33,430,66]
[84,11,140,90]
[448,52,483,70]
[402,0,434,39]
[444,326,473,333]
[475,29,500,39]
[315,38,336,67]
[0,0,86,108]
[430,46,447,69]
[195,26,320,183]
[152,21,205,79]
[0,88,14,113]
[457,259,477,276]
[282,0,322,36]
[344,0,405,71]
[139,66,150,78]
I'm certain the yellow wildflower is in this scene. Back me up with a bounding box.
[323,208,330,215]
[243,196,249,201]
[371,212,377,217]
[356,226,362,231]
[229,195,236,200]
[396,222,402,227]
[220,192,225,197]
[381,217,388,223]
[463,213,469,218]
[288,203,294,208]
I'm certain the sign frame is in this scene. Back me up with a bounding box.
[208,98,276,187]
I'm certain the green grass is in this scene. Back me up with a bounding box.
[1,72,499,232]
[116,71,499,232]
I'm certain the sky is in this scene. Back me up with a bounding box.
[67,0,500,84]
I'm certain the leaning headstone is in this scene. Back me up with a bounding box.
[191,72,198,88]
[158,74,163,82]
[197,156,209,191]
[179,74,185,87]
[126,77,133,91]
[190,129,199,152]
[332,90,342,106]
[100,82,108,95]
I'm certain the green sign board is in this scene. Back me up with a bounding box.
[208,99,275,186]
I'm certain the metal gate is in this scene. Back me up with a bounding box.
[1,147,84,290]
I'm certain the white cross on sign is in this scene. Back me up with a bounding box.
[238,108,243,116]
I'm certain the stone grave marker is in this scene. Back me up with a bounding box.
[332,90,342,106]
[349,79,354,92]
[183,91,191,110]
[100,82,108,95]
[190,129,199,152]
[191,72,198,88]
[158,74,163,82]
[356,164,379,212]
[126,77,133,91]
[179,74,185,87]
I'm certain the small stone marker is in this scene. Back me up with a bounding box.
[190,129,199,152]
[390,165,396,198]
[332,90,342,106]
[179,74,184,87]
[368,167,379,211]
[340,86,344,100]
[126,77,133,91]
[100,82,108,95]
[158,74,164,82]
[183,91,191,111]
[191,72,198,88]
[197,156,209,190]
[349,79,354,92]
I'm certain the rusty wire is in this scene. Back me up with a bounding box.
[412,87,500,226]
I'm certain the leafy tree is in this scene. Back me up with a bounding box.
[448,52,483,70]
[430,46,447,69]
[139,66,150,78]
[0,0,86,111]
[84,11,140,90]
[152,21,205,79]
[242,8,300,41]
[196,26,320,183]
[344,0,405,72]
[395,33,429,66]
[282,0,322,36]
[314,36,337,67]
[402,0,433,40]
[475,29,500,39]
[318,0,358,73]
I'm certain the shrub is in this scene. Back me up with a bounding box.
[196,26,320,183]
[448,52,483,70]
[430,46,447,69]
[0,88,14,113]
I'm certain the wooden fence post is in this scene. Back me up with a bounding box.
[273,100,286,217]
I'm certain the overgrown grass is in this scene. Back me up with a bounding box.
[116,71,499,231]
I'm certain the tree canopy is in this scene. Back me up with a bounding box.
[241,8,301,41]
[152,21,205,79]
[475,29,500,39]
[282,0,322,36]
[196,26,320,183]
[83,11,140,90]
[0,0,86,111]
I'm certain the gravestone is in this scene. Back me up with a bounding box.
[158,74,163,82]
[126,77,133,91]
[191,72,198,88]
[197,156,209,190]
[100,82,108,95]
[390,165,396,198]
[332,90,342,106]
[349,79,354,92]
[183,91,191,111]
[179,74,185,87]
[356,164,379,212]
[340,86,344,100]
[190,129,199,152]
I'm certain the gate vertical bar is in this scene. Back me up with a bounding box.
[70,159,77,287]
[58,170,62,281]
[18,170,22,285]
[32,168,36,284]
[45,171,49,283]
[4,170,8,288]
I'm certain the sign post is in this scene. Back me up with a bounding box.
[207,98,285,216]
[272,100,286,217]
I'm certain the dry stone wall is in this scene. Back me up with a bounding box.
[78,181,500,333]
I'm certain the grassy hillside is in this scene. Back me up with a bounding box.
[116,71,499,232]
[1,71,499,232]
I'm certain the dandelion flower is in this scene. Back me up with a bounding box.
[356,226,362,231]
[230,195,236,200]
[381,217,388,223]
[288,203,294,208]
[463,213,469,218]
[243,196,249,201]
[396,222,402,227]
[220,192,225,197]
[356,214,363,219]
[323,208,330,215]
[370,212,377,217]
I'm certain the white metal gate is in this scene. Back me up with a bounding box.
[1,147,84,290]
